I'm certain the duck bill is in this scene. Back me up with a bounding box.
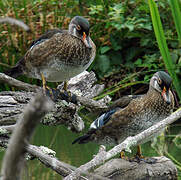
[82,32,92,49]
[161,86,171,105]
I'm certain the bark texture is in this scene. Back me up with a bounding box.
[0,71,109,132]
[94,157,178,180]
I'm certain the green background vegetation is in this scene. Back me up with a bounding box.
[0,0,181,179]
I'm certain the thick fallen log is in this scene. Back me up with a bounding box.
[93,157,178,180]
[0,71,109,132]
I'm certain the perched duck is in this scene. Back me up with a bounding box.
[72,71,174,157]
[6,16,96,93]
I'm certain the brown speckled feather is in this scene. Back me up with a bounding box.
[25,32,95,67]
[91,88,174,145]
[6,16,96,82]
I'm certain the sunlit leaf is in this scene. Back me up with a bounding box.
[100,46,111,54]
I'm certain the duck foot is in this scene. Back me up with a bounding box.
[119,151,129,160]
[128,145,157,164]
[58,90,77,104]
[44,87,60,102]
[44,87,77,104]
[129,155,157,164]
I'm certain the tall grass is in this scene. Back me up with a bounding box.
[0,0,181,98]
[0,0,80,90]
[148,0,181,101]
[169,0,181,46]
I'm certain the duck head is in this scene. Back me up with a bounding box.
[69,16,92,49]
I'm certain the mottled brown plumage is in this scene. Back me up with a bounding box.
[73,71,174,146]
[6,16,96,83]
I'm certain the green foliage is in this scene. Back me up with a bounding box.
[89,0,176,81]
[148,0,181,100]
[0,0,181,177]
[0,0,181,99]
[169,0,181,46]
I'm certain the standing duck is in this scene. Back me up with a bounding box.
[72,71,175,158]
[6,16,96,97]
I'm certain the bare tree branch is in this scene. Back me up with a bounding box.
[0,73,40,92]
[64,108,181,180]
[27,145,109,180]
[0,17,30,32]
[0,93,53,180]
[0,136,109,180]
[0,71,108,113]
[0,125,15,132]
[0,71,111,133]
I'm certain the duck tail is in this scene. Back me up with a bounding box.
[4,58,24,78]
[72,129,96,144]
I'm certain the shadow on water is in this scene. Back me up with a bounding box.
[0,124,180,179]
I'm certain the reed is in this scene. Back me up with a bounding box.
[148,0,181,100]
[169,0,181,46]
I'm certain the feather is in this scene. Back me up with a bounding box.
[4,57,24,78]
[90,109,117,129]
[72,109,117,145]
[72,129,96,144]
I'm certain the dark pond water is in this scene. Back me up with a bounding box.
[0,123,180,179]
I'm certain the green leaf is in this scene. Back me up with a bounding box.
[100,46,111,54]
[125,23,134,31]
[134,58,142,66]
[148,0,181,100]
[97,55,110,73]
[169,0,181,46]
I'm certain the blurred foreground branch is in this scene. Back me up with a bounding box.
[0,17,30,31]
[64,108,181,180]
[0,93,53,180]
[0,135,108,180]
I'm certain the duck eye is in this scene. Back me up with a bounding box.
[157,78,162,85]
[76,25,81,31]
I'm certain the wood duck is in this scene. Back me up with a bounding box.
[72,71,175,158]
[6,16,96,94]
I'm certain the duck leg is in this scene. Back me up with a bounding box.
[41,74,77,103]
[130,145,157,164]
[136,145,144,159]
[63,81,68,91]
[41,73,47,90]
[41,73,59,101]
[58,80,77,104]
[120,151,128,160]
